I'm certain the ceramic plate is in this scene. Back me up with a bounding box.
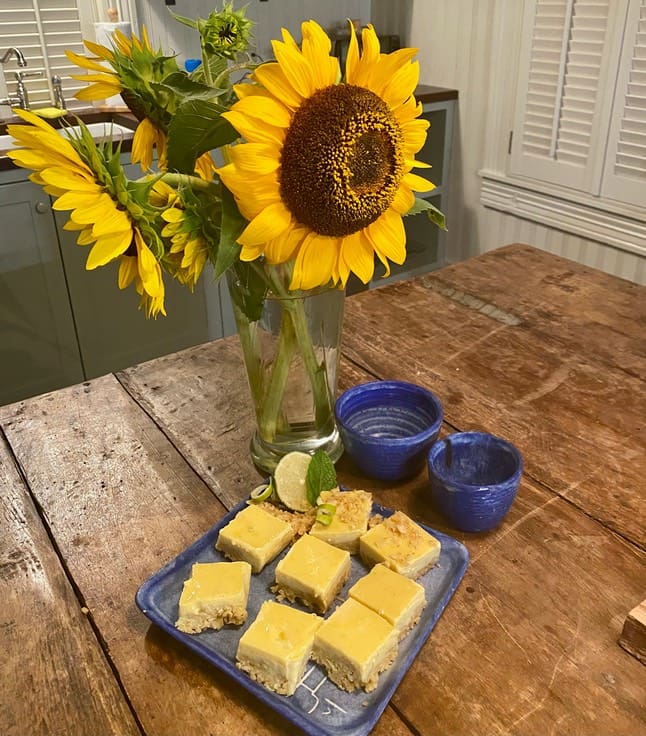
[136,501,469,736]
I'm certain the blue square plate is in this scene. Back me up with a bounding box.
[136,501,469,736]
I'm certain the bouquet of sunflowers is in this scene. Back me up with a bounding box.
[7,3,445,470]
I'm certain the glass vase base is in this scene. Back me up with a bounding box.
[249,426,344,475]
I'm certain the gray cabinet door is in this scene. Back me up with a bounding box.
[55,209,215,379]
[0,180,84,405]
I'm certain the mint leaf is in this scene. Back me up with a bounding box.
[306,450,337,506]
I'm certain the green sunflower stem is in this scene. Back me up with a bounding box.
[257,307,297,440]
[235,262,337,446]
[155,172,216,192]
[260,264,334,438]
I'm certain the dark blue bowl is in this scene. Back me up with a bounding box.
[335,381,444,481]
[427,432,523,532]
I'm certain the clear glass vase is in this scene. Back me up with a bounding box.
[226,266,345,473]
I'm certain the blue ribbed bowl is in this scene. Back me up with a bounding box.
[335,381,444,481]
[427,432,523,533]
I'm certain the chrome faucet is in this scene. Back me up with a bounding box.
[1,48,27,68]
[10,70,43,109]
[52,75,66,109]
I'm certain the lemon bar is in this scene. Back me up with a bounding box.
[309,489,373,552]
[175,561,251,634]
[274,534,351,613]
[359,511,441,579]
[215,504,294,573]
[312,598,398,692]
[348,563,426,638]
[236,601,323,696]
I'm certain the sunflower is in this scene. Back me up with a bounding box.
[217,20,435,290]
[149,180,209,290]
[7,109,166,317]
[66,29,180,173]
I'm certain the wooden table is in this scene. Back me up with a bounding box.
[1,244,644,736]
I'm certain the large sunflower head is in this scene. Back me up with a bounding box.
[218,20,436,290]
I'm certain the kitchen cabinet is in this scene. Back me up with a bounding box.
[0,176,84,406]
[0,160,229,405]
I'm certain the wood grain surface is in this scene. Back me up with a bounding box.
[1,245,644,736]
[0,371,413,736]
[342,245,646,549]
[0,432,140,736]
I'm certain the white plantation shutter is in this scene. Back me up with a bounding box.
[0,0,86,111]
[510,0,628,191]
[602,0,646,206]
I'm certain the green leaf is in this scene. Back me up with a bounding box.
[151,72,226,102]
[168,11,198,31]
[305,450,338,506]
[228,261,268,323]
[214,186,246,279]
[166,98,238,173]
[406,197,448,230]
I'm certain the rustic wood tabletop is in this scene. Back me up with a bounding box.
[1,244,644,736]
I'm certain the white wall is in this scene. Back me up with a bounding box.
[135,0,371,66]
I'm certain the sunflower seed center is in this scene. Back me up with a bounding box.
[279,84,404,237]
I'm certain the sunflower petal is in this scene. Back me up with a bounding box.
[391,184,416,214]
[40,167,101,192]
[52,190,104,211]
[264,225,307,264]
[71,192,121,224]
[229,142,281,174]
[367,209,406,270]
[272,36,316,99]
[402,172,436,193]
[222,110,286,146]
[290,232,338,290]
[86,230,133,268]
[253,63,303,109]
[135,231,164,297]
[340,230,375,285]
[233,95,292,129]
[238,202,292,246]
[380,61,420,109]
[65,50,112,73]
[75,82,123,101]
[91,207,132,237]
[118,255,138,288]
[83,39,114,61]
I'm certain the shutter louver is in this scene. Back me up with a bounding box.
[511,0,621,190]
[0,0,86,111]
[602,0,646,206]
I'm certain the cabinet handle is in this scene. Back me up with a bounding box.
[35,201,49,214]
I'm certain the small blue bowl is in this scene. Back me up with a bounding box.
[335,380,444,481]
[427,432,523,532]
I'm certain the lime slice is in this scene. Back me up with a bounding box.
[315,503,336,526]
[273,451,313,512]
[249,482,273,503]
